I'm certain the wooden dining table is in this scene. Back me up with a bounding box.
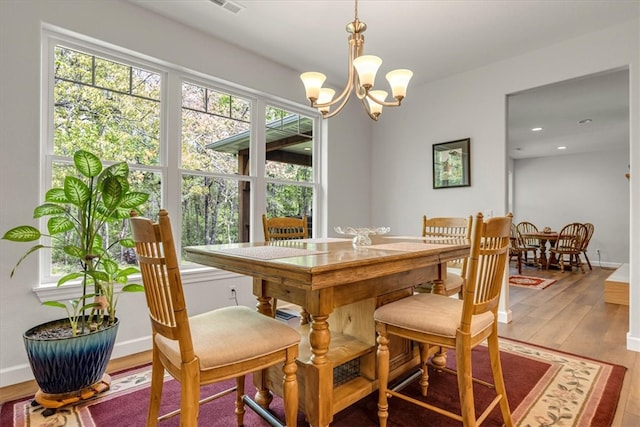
[521,231,559,268]
[185,235,469,427]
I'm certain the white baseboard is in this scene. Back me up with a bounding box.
[627,332,640,352]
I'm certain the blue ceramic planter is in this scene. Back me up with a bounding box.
[23,317,119,394]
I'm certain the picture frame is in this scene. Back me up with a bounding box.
[432,138,471,189]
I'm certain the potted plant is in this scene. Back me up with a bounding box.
[2,149,149,408]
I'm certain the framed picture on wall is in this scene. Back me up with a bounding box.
[433,138,471,189]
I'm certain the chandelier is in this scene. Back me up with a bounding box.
[300,0,413,121]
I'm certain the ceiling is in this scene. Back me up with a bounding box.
[127,0,635,159]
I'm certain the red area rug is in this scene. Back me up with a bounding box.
[509,275,557,289]
[1,338,625,426]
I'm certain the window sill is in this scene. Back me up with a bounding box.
[33,267,241,302]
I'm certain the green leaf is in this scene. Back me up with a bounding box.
[122,284,144,292]
[101,176,124,212]
[119,237,135,248]
[43,301,67,309]
[74,150,102,178]
[34,203,66,218]
[119,192,149,208]
[48,216,74,235]
[45,188,67,203]
[87,270,110,282]
[102,258,118,275]
[64,176,90,207]
[2,226,41,242]
[9,244,47,277]
[58,272,84,285]
[117,266,139,276]
[63,244,84,259]
[103,161,129,179]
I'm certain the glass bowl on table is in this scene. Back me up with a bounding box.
[334,226,391,247]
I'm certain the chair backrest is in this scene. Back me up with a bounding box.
[262,214,309,241]
[555,222,588,252]
[516,221,539,247]
[422,216,470,239]
[509,223,526,251]
[130,209,195,362]
[422,216,472,271]
[581,222,595,251]
[460,213,512,331]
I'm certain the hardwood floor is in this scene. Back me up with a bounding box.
[2,265,638,425]
[500,263,639,426]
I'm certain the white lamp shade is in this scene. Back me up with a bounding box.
[317,88,335,113]
[386,69,413,99]
[300,72,326,100]
[353,55,382,88]
[366,90,387,116]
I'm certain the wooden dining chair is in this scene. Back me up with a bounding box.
[130,209,300,427]
[509,223,529,274]
[549,222,588,273]
[415,215,472,297]
[375,213,513,427]
[262,214,308,241]
[580,222,595,270]
[262,213,310,324]
[516,221,539,266]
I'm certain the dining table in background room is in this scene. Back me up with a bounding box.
[185,235,470,427]
[521,230,559,268]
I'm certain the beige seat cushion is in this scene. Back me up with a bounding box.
[155,306,300,370]
[374,293,494,339]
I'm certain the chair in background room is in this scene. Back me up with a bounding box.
[580,222,595,270]
[416,215,472,297]
[262,214,310,323]
[130,210,300,427]
[509,223,529,274]
[516,221,540,266]
[548,222,588,273]
[374,213,514,427]
[262,214,308,241]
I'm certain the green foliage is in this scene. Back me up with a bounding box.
[2,150,149,335]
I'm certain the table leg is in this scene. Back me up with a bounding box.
[537,238,548,268]
[430,264,448,369]
[306,314,333,427]
[253,290,275,409]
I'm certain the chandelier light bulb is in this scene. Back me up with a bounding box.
[317,88,336,114]
[366,90,388,116]
[353,55,382,88]
[300,72,327,101]
[386,69,413,100]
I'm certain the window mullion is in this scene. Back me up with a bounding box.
[252,99,267,242]
[165,72,182,234]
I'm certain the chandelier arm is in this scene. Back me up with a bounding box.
[320,95,352,119]
[360,96,380,121]
[363,90,403,107]
[312,36,359,109]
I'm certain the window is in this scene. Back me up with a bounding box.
[43,30,320,282]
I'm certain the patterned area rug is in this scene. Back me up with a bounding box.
[509,274,558,289]
[1,338,625,427]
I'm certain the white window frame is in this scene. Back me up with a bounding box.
[36,25,322,300]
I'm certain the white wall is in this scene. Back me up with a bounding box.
[513,149,630,266]
[372,18,639,350]
[0,0,372,386]
[1,0,638,388]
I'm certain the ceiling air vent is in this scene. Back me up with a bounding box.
[209,0,244,14]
